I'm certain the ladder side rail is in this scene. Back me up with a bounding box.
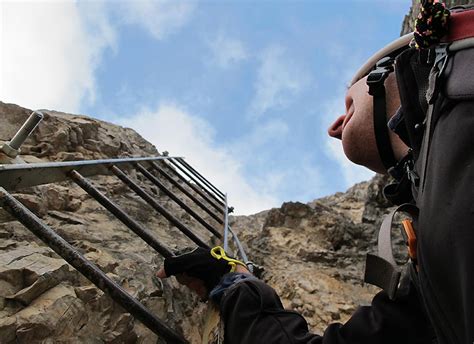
[0,187,187,344]
[223,193,230,252]
[177,158,225,200]
[228,226,253,273]
[69,170,195,254]
[171,158,225,203]
[109,165,211,247]
[150,162,224,225]
[223,194,252,272]
[0,156,182,191]
[160,160,225,215]
[136,163,222,239]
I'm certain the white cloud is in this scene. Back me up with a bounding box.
[326,138,374,187]
[208,33,248,68]
[115,0,195,40]
[294,158,325,200]
[225,119,325,204]
[230,119,289,155]
[1,1,115,112]
[249,44,310,118]
[114,104,279,215]
[252,156,324,203]
[114,104,322,214]
[0,0,195,113]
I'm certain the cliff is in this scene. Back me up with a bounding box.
[0,101,396,342]
[0,102,217,343]
[229,174,396,332]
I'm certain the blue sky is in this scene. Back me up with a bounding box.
[1,1,411,214]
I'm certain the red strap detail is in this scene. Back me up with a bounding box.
[442,9,474,42]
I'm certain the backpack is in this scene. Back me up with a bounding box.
[364,5,474,343]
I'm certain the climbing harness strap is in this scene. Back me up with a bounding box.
[364,204,419,300]
[367,57,399,171]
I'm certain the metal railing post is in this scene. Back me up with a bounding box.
[228,226,253,273]
[1,111,44,158]
[0,187,187,344]
[223,193,229,252]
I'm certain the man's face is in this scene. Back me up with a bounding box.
[328,74,405,174]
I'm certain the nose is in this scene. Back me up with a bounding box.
[328,115,345,140]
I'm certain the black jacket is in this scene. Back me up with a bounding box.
[219,269,435,344]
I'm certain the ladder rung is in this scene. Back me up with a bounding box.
[0,187,188,344]
[163,159,225,213]
[110,165,210,248]
[177,158,225,199]
[151,162,224,225]
[169,158,226,205]
[69,170,175,257]
[135,163,222,239]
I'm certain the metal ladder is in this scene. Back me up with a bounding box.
[0,112,250,343]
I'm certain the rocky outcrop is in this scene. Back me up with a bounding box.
[0,100,408,342]
[229,174,398,333]
[0,102,218,343]
[0,101,401,342]
[0,102,157,163]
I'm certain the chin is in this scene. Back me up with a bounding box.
[342,140,386,174]
[363,163,386,175]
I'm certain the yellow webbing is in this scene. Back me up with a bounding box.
[210,246,246,272]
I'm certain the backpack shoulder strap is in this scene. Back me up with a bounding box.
[364,204,419,300]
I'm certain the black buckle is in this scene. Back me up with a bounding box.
[367,57,394,96]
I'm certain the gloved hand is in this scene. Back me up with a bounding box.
[156,246,248,298]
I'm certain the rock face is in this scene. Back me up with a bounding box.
[0,102,157,163]
[0,101,400,343]
[229,174,399,333]
[0,102,220,343]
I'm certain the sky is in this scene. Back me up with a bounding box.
[1,0,411,215]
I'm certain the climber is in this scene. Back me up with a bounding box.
[157,3,474,343]
[156,46,436,342]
